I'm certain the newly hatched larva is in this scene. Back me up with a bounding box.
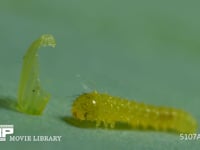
[72,91,197,133]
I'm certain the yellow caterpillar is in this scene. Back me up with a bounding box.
[72,91,197,133]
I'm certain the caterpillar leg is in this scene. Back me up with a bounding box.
[105,121,115,128]
[129,119,149,130]
[96,120,101,127]
[96,120,115,128]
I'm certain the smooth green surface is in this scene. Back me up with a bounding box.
[0,0,199,149]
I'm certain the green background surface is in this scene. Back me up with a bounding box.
[0,0,200,149]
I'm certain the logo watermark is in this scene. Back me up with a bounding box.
[0,125,62,142]
[0,125,14,141]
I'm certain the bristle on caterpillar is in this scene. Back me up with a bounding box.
[71,91,197,133]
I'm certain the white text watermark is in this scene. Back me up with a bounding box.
[180,133,200,140]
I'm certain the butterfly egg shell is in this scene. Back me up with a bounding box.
[17,34,56,115]
[72,91,198,133]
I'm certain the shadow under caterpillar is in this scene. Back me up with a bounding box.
[72,91,197,134]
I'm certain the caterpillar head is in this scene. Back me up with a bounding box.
[72,92,98,121]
